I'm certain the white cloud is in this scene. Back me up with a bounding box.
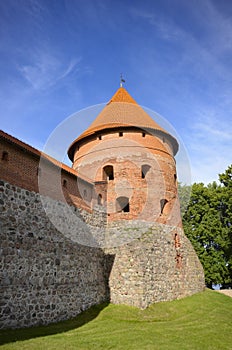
[198,0,232,54]
[186,108,232,184]
[191,111,232,142]
[129,7,185,42]
[19,49,81,90]
[190,154,231,185]
[130,1,232,82]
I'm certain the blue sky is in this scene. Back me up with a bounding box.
[1,0,232,184]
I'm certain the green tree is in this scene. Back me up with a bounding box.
[178,182,192,218]
[182,178,232,288]
[218,165,232,287]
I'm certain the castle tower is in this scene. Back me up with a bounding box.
[68,86,181,227]
[68,86,205,308]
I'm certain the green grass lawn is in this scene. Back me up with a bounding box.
[0,289,231,350]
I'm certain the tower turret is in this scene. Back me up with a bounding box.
[67,86,205,308]
[68,87,181,226]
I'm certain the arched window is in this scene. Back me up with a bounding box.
[116,196,130,213]
[62,179,67,188]
[160,199,168,214]
[1,151,9,161]
[141,164,151,179]
[97,194,102,205]
[103,165,114,181]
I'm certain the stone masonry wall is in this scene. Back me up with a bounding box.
[0,179,205,329]
[0,180,111,329]
[106,221,205,309]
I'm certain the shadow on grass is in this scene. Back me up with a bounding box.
[0,302,109,346]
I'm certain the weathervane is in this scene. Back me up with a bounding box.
[120,73,125,87]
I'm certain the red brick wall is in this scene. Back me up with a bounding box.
[0,134,94,212]
[0,139,40,192]
[71,129,182,226]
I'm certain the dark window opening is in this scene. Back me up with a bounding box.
[1,151,9,161]
[119,132,123,137]
[174,174,177,182]
[103,165,114,181]
[141,164,151,179]
[97,194,102,205]
[63,179,67,188]
[116,196,130,213]
[98,135,102,140]
[142,132,146,137]
[160,199,168,214]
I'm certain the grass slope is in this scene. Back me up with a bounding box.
[0,290,232,350]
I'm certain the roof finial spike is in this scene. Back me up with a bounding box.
[120,73,125,88]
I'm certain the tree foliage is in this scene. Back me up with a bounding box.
[180,165,232,288]
[178,182,192,218]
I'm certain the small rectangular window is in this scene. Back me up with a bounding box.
[1,151,9,161]
[119,132,123,137]
[142,132,146,137]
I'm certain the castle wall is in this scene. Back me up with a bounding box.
[0,130,205,330]
[0,177,205,329]
[0,134,40,193]
[0,180,110,329]
[0,132,97,212]
[106,221,205,308]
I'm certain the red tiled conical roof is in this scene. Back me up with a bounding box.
[68,87,178,160]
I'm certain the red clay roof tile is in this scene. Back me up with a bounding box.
[68,87,178,159]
